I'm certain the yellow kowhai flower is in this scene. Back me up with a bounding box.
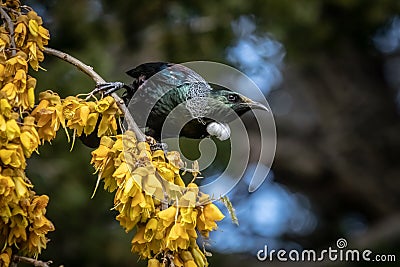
[70,103,90,135]
[0,70,33,110]
[13,170,33,198]
[0,98,13,118]
[28,194,49,218]
[131,226,153,258]
[1,82,17,101]
[0,63,6,84]
[12,11,50,70]
[28,19,40,38]
[166,151,184,170]
[5,51,28,77]
[14,22,27,47]
[178,183,199,208]
[144,218,158,242]
[84,112,99,135]
[3,118,21,141]
[1,168,27,202]
[94,96,115,113]
[184,260,197,267]
[90,136,119,192]
[31,91,65,143]
[88,129,226,266]
[63,96,93,136]
[10,193,54,258]
[151,150,186,200]
[0,29,10,54]
[131,223,163,259]
[166,222,190,251]
[116,203,142,232]
[152,152,175,184]
[197,203,224,236]
[172,253,184,267]
[0,172,15,203]
[7,205,29,246]
[0,203,12,221]
[147,258,161,267]
[180,207,198,225]
[28,195,54,236]
[90,136,115,171]
[24,231,48,258]
[98,113,118,137]
[20,116,40,157]
[115,185,148,225]
[138,146,152,163]
[0,248,12,267]
[94,96,121,137]
[191,245,208,267]
[139,194,155,222]
[142,173,164,201]
[13,69,27,93]
[62,96,81,120]
[26,11,50,45]
[16,11,49,43]
[121,130,137,150]
[180,250,194,263]
[114,170,142,205]
[25,76,36,109]
[0,143,26,169]
[158,206,177,229]
[25,41,45,70]
[3,118,20,143]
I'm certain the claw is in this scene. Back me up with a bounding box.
[150,142,168,152]
[92,82,125,96]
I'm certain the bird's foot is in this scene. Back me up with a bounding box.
[145,136,168,152]
[88,82,125,99]
[150,142,168,152]
[95,81,125,95]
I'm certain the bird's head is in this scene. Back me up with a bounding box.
[207,84,268,122]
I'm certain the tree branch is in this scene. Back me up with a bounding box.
[43,47,146,142]
[13,255,52,267]
[0,6,17,56]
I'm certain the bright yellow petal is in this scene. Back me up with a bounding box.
[6,119,21,140]
[28,19,39,37]
[158,206,177,227]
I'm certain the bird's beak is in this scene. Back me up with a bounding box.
[242,96,269,111]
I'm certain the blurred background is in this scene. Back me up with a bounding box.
[23,0,400,266]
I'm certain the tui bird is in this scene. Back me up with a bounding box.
[80,62,268,148]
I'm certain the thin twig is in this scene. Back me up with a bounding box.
[13,255,52,267]
[0,6,17,56]
[43,47,146,142]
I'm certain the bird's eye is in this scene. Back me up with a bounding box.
[227,94,238,102]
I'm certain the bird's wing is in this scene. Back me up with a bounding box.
[126,62,209,89]
[127,63,212,119]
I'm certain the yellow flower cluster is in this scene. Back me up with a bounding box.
[91,132,225,267]
[63,95,121,137]
[0,51,36,111]
[0,2,231,266]
[30,92,122,144]
[0,89,122,266]
[14,10,50,71]
[0,2,55,266]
